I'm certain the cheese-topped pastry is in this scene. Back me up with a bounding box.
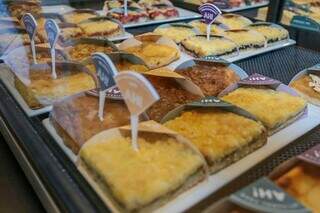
[223,29,266,50]
[189,20,225,35]
[164,108,266,173]
[123,42,180,69]
[247,24,289,43]
[66,43,114,61]
[79,131,204,211]
[276,162,320,213]
[221,87,307,133]
[216,14,252,29]
[14,65,95,109]
[79,19,122,37]
[290,73,320,106]
[154,25,196,43]
[63,12,97,24]
[181,35,238,57]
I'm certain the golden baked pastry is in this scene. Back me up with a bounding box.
[247,24,289,43]
[14,64,95,109]
[276,162,320,212]
[123,42,180,69]
[176,63,240,96]
[51,95,132,154]
[38,25,84,43]
[154,25,196,43]
[63,12,97,24]
[66,43,114,61]
[78,129,205,211]
[8,1,41,19]
[216,14,252,30]
[221,87,307,134]
[164,108,266,173]
[79,19,122,37]
[189,20,225,35]
[223,29,266,50]
[290,73,320,106]
[181,35,238,57]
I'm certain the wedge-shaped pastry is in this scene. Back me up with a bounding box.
[119,34,180,69]
[216,14,252,30]
[223,29,266,50]
[154,24,197,43]
[79,17,123,38]
[78,121,206,212]
[276,162,320,213]
[14,62,95,109]
[290,73,320,106]
[189,20,225,35]
[51,94,134,154]
[63,10,98,24]
[163,97,267,174]
[175,59,240,96]
[247,23,289,43]
[221,87,307,134]
[181,35,238,57]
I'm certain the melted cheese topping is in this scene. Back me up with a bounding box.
[79,21,120,36]
[248,26,288,42]
[181,36,237,57]
[124,43,180,69]
[222,88,306,129]
[80,135,203,210]
[164,109,265,163]
[223,30,266,48]
[63,12,96,24]
[154,27,196,43]
[189,21,225,35]
[216,15,252,29]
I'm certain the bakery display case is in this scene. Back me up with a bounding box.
[0,0,320,212]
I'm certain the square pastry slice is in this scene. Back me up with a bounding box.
[154,25,196,43]
[164,108,267,173]
[247,23,289,43]
[221,87,307,134]
[223,29,266,50]
[78,129,205,212]
[79,18,122,38]
[63,11,97,24]
[216,14,252,30]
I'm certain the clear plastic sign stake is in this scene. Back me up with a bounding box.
[91,53,118,121]
[115,71,160,151]
[22,13,38,64]
[124,0,128,16]
[45,19,60,79]
[199,3,222,40]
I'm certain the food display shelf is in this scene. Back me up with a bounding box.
[0,44,319,212]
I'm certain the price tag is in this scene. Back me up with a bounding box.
[199,3,221,40]
[298,144,320,166]
[230,177,310,213]
[239,73,281,86]
[22,13,38,64]
[45,19,60,79]
[91,53,118,121]
[115,71,160,151]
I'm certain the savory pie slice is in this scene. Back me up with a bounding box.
[216,14,252,30]
[63,11,97,24]
[290,73,320,106]
[38,24,84,43]
[276,162,320,213]
[153,25,197,43]
[78,128,205,212]
[79,18,122,38]
[247,23,289,43]
[181,35,238,57]
[14,63,95,109]
[122,42,179,69]
[65,43,115,61]
[164,108,267,173]
[221,87,307,134]
[189,20,225,35]
[223,29,266,50]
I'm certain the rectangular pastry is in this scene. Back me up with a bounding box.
[164,102,267,174]
[221,87,307,134]
[79,18,123,38]
[78,123,206,212]
[63,10,97,24]
[247,23,289,43]
[147,5,179,20]
[181,35,238,57]
[51,94,133,154]
[290,73,320,106]
[276,161,320,212]
[14,62,95,109]
[154,24,197,43]
[108,8,149,24]
[216,14,252,30]
[223,29,266,50]
[189,20,226,35]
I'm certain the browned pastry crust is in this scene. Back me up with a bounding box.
[177,64,240,96]
[51,95,132,154]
